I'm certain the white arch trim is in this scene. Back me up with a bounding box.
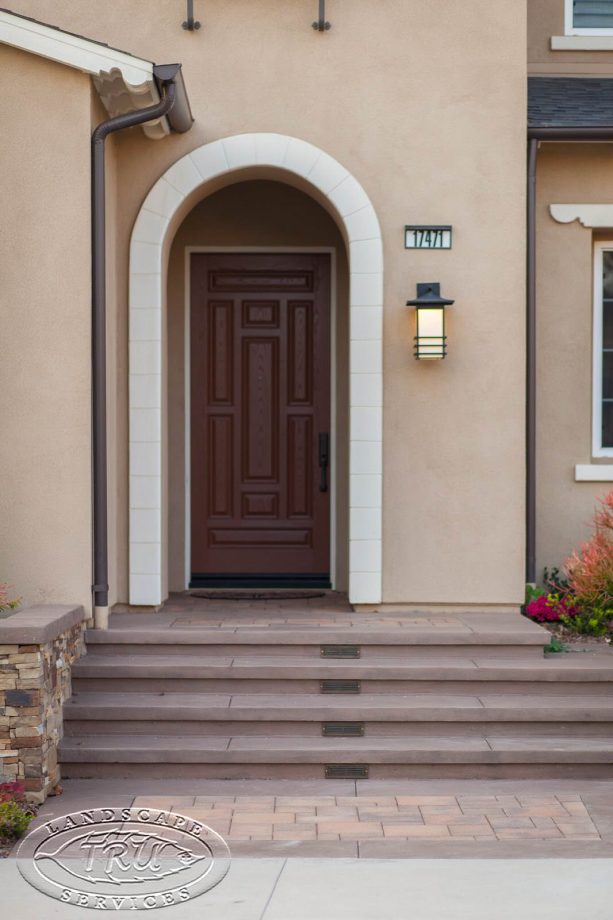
[128,133,383,606]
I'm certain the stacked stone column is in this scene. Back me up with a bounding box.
[0,607,86,803]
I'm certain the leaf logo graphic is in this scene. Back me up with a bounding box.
[36,830,210,885]
[16,807,231,910]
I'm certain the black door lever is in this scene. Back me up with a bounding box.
[319,433,330,493]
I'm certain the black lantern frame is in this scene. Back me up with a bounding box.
[406,283,454,360]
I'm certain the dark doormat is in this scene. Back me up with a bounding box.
[189,590,326,601]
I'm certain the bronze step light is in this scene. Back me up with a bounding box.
[320,645,361,658]
[320,679,361,693]
[322,722,366,737]
[325,765,369,779]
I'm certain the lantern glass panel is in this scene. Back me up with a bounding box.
[416,306,445,359]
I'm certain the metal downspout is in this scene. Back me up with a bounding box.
[526,138,537,585]
[91,81,177,629]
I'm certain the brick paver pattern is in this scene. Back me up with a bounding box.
[132,793,600,843]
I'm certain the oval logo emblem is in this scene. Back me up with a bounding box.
[16,807,231,910]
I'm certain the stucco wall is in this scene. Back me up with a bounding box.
[535,144,613,578]
[528,1,613,579]
[0,46,92,611]
[5,0,527,606]
[166,180,350,592]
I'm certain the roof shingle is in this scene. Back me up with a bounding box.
[529,76,613,128]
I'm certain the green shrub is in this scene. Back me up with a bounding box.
[544,636,569,654]
[560,606,613,637]
[525,583,547,605]
[0,801,34,840]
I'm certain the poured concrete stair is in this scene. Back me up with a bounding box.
[60,608,613,779]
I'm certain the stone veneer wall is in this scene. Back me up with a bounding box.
[0,605,86,803]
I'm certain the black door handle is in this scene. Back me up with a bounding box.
[319,433,329,493]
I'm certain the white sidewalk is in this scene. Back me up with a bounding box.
[1,858,612,920]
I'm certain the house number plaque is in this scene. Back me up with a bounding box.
[405,225,452,250]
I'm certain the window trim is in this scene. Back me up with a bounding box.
[593,243,613,457]
[565,0,613,35]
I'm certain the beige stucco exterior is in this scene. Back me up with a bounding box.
[535,145,613,577]
[1,0,529,611]
[0,46,93,612]
[526,0,613,579]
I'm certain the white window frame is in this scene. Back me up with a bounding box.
[565,0,613,35]
[593,242,613,457]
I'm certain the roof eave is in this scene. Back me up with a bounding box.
[0,8,193,138]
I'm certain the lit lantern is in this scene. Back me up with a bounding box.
[406,283,454,360]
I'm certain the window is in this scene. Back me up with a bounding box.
[567,0,613,33]
[593,244,613,455]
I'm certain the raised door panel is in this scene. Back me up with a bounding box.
[241,338,279,483]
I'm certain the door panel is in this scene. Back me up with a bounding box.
[190,253,331,585]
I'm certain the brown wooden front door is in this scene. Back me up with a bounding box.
[190,253,331,587]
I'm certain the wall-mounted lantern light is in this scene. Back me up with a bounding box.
[313,0,331,31]
[407,283,454,360]
[182,0,201,31]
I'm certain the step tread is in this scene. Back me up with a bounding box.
[63,691,613,721]
[84,627,547,646]
[59,732,613,764]
[100,609,547,633]
[71,653,613,681]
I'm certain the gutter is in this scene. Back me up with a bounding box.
[525,124,613,586]
[92,64,192,630]
[528,126,613,141]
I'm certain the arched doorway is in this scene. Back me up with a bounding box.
[129,134,383,606]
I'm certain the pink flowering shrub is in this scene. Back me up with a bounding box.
[0,783,34,840]
[524,489,613,637]
[0,782,25,805]
[0,583,19,613]
[525,592,578,623]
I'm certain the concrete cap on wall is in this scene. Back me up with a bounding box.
[0,605,87,645]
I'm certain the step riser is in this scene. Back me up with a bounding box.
[60,762,613,780]
[63,720,613,738]
[72,678,613,695]
[86,644,545,660]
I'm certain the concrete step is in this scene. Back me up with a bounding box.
[71,653,613,696]
[83,622,547,660]
[62,691,613,739]
[59,732,613,780]
[64,720,613,738]
[60,611,613,781]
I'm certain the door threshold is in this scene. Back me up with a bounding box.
[189,590,328,601]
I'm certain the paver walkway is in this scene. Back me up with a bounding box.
[135,791,599,842]
[33,778,613,858]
